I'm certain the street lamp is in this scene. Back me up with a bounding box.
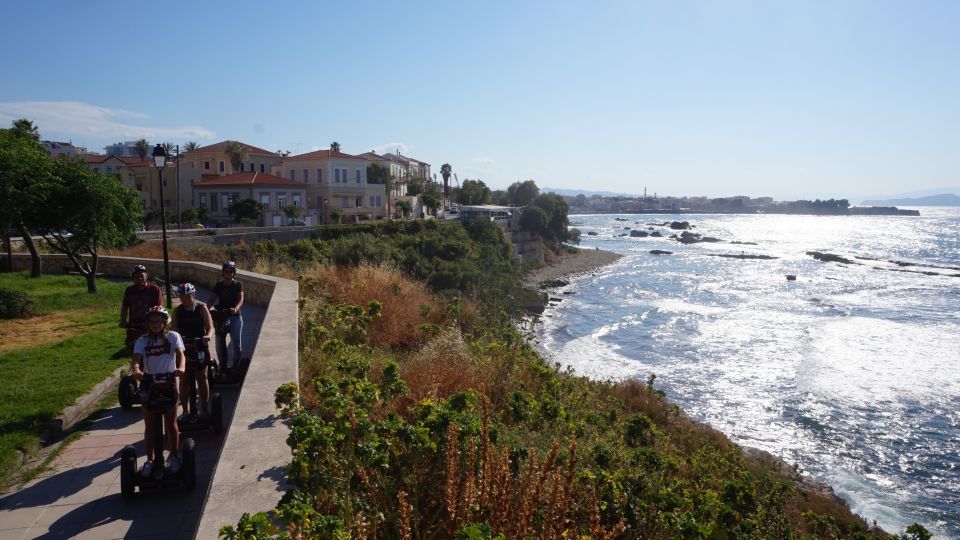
[152,144,172,308]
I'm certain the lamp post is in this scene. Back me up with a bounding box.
[152,144,172,308]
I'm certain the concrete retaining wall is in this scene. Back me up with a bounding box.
[3,254,298,539]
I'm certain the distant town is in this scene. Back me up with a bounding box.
[561,193,920,216]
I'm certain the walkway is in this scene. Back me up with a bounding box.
[0,295,265,540]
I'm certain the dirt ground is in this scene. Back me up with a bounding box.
[0,310,98,355]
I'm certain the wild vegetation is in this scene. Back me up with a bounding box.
[213,223,927,539]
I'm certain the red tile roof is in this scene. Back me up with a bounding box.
[284,149,360,161]
[193,171,305,187]
[188,140,277,156]
[84,155,152,165]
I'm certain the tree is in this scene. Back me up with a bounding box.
[283,204,301,222]
[508,180,539,206]
[421,193,440,217]
[161,142,176,158]
[223,140,246,172]
[228,198,262,224]
[330,141,341,153]
[0,122,53,276]
[196,206,210,223]
[134,138,150,159]
[179,206,198,224]
[395,200,412,219]
[457,179,492,205]
[532,193,571,244]
[11,119,39,141]
[519,205,548,235]
[183,141,199,152]
[39,157,142,293]
[491,190,509,206]
[440,163,452,200]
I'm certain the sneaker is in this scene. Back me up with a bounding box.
[139,460,153,478]
[167,454,181,474]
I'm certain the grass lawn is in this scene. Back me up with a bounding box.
[0,272,128,486]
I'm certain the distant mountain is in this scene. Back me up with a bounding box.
[860,193,960,206]
[540,187,639,197]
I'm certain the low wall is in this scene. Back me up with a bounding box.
[3,254,298,539]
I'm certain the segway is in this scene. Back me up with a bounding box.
[118,324,146,410]
[208,306,250,386]
[177,338,223,433]
[120,373,196,498]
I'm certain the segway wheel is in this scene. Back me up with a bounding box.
[120,446,137,498]
[211,393,224,432]
[181,438,196,490]
[118,375,135,410]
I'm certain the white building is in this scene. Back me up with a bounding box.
[272,149,386,223]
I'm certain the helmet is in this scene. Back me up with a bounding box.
[130,264,147,276]
[222,261,237,271]
[146,306,170,321]
[176,283,196,296]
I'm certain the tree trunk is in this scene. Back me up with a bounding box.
[3,232,11,272]
[16,223,41,277]
[84,253,98,294]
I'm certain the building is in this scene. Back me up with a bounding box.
[43,141,85,158]
[179,140,284,222]
[192,171,310,227]
[271,149,386,223]
[85,155,165,212]
[103,141,144,158]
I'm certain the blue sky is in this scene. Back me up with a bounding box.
[2,1,958,200]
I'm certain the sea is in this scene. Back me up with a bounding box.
[533,208,960,538]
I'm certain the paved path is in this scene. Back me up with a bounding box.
[0,295,265,540]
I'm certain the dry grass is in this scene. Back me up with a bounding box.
[0,310,98,354]
[103,241,194,261]
[399,329,484,405]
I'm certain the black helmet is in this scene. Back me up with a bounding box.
[130,264,147,276]
[222,261,237,271]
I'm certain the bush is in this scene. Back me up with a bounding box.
[0,288,36,319]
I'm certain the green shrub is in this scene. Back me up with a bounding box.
[0,288,36,319]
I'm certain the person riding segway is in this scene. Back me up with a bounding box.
[207,261,249,383]
[171,283,223,432]
[117,264,163,409]
[120,306,196,497]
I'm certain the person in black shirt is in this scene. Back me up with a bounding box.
[171,283,214,418]
[206,261,245,370]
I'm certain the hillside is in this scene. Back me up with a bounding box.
[861,193,960,206]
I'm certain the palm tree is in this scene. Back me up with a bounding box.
[440,163,452,201]
[330,141,341,153]
[161,142,175,157]
[11,119,39,141]
[134,138,150,159]
[223,140,247,172]
[183,141,199,152]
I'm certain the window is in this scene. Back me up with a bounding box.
[219,161,225,172]
[222,194,231,210]
[164,199,171,208]
[355,169,361,184]
[204,161,210,170]
[335,168,347,183]
[239,163,244,172]
[210,195,217,211]
[369,196,375,207]
[260,194,270,210]
[303,169,309,182]
[251,162,255,172]
[278,194,287,208]
[260,163,265,172]
[200,194,207,208]
[289,170,295,180]
[341,197,348,208]
[293,194,301,208]
[356,197,363,208]
[317,169,323,184]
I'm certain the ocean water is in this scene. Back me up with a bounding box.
[534,208,960,537]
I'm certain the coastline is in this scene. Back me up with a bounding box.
[525,247,622,287]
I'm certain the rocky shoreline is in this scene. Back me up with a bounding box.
[524,247,622,288]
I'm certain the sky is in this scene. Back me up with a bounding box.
[2,0,958,201]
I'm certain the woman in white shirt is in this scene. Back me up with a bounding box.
[131,306,186,478]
